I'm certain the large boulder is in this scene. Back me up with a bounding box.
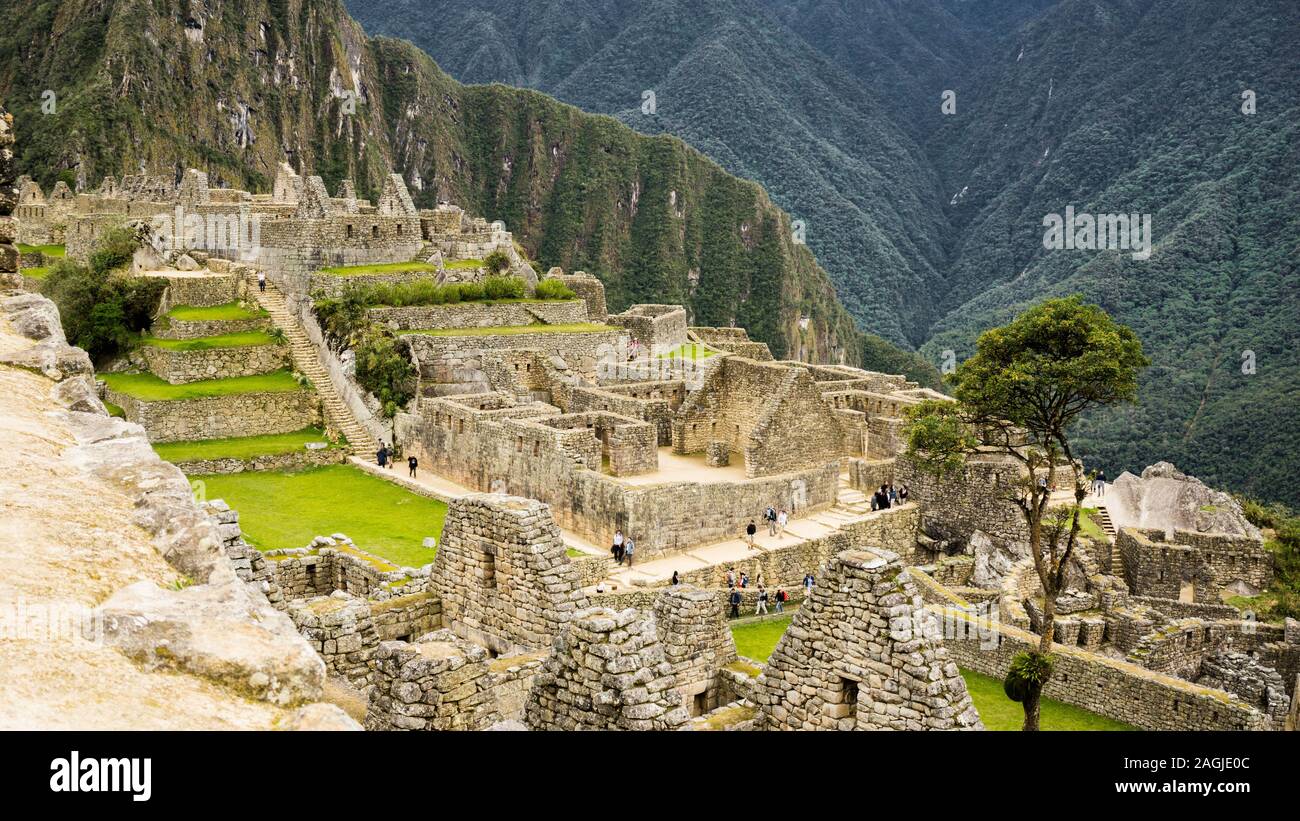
[1108,461,1261,538]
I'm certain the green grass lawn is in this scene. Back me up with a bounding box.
[102,369,302,401]
[16,243,65,257]
[658,342,717,360]
[20,266,50,279]
[319,261,440,276]
[730,615,1137,731]
[402,323,616,337]
[165,301,266,322]
[103,401,126,419]
[194,465,446,568]
[1077,508,1108,542]
[143,331,278,351]
[154,427,336,462]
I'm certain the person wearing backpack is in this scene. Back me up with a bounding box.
[755,586,769,615]
[765,505,778,537]
[729,588,742,618]
[775,587,788,613]
[624,538,635,568]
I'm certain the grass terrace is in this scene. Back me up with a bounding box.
[402,323,616,337]
[16,243,65,257]
[658,342,717,360]
[101,369,303,401]
[164,301,267,322]
[319,261,462,276]
[730,615,1137,731]
[142,331,279,351]
[154,426,337,463]
[20,266,51,279]
[195,465,447,568]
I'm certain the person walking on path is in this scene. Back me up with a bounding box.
[803,573,814,599]
[257,270,266,293]
[774,587,787,613]
[898,485,909,504]
[672,571,680,586]
[729,588,742,618]
[745,519,758,549]
[726,568,736,589]
[624,538,635,568]
[765,505,778,537]
[740,572,749,589]
[408,455,418,478]
[755,586,769,616]
[612,529,624,564]
[777,508,789,538]
[1095,470,1107,497]
[377,442,388,468]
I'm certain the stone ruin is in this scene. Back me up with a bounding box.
[753,548,984,730]
[525,606,692,731]
[0,104,16,281]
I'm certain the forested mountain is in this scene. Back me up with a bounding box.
[349,0,1300,506]
[0,0,929,375]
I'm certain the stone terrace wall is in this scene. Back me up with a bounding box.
[567,381,685,446]
[432,494,590,654]
[895,452,1030,550]
[140,343,288,384]
[525,607,691,730]
[654,586,739,714]
[754,548,983,730]
[365,632,545,730]
[175,445,345,476]
[155,272,243,312]
[106,388,320,443]
[689,326,773,360]
[941,608,1269,730]
[1117,528,1272,603]
[369,299,587,331]
[153,314,269,340]
[552,272,607,321]
[406,327,626,390]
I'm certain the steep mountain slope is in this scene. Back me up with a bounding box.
[921,0,1300,503]
[0,0,895,371]
[347,0,953,347]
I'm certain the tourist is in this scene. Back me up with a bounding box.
[612,529,624,564]
[777,508,788,537]
[729,588,742,618]
[899,485,910,504]
[408,454,418,478]
[876,485,891,510]
[745,519,757,548]
[888,484,898,505]
[624,538,635,567]
[765,504,778,536]
[870,491,879,511]
[1095,470,1107,497]
[756,586,769,615]
[803,573,814,599]
[774,587,787,613]
[672,570,680,586]
[726,568,736,589]
[740,571,749,589]
[257,270,266,292]
[377,442,388,468]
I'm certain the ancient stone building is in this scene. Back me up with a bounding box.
[432,494,590,654]
[1117,527,1273,603]
[654,585,740,715]
[525,607,692,731]
[753,548,984,730]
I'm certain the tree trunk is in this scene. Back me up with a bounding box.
[1022,683,1042,732]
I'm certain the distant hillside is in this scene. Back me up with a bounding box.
[349,0,1300,506]
[0,0,946,384]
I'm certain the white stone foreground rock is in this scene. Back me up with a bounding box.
[0,288,358,729]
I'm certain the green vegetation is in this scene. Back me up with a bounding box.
[533,278,577,301]
[483,249,509,274]
[313,288,416,418]
[142,331,278,351]
[164,302,266,322]
[729,617,1135,731]
[1236,497,1300,620]
[153,427,337,463]
[658,343,716,360]
[16,243,65,257]
[327,276,575,309]
[404,323,615,337]
[319,261,440,276]
[194,465,446,567]
[103,401,126,419]
[20,266,50,279]
[101,369,302,401]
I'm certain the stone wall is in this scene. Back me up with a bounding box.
[607,304,688,352]
[525,607,691,730]
[551,271,607,321]
[287,595,379,684]
[1117,527,1273,603]
[0,106,15,279]
[405,326,626,392]
[140,342,288,384]
[895,452,1030,551]
[106,388,320,443]
[688,326,773,360]
[848,457,895,494]
[654,586,740,715]
[369,299,587,331]
[152,314,268,340]
[753,548,983,730]
[365,632,546,730]
[431,494,590,654]
[175,445,346,476]
[673,357,844,478]
[941,607,1270,730]
[155,272,243,312]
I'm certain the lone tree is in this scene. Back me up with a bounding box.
[904,296,1147,730]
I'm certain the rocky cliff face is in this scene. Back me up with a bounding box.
[0,0,866,366]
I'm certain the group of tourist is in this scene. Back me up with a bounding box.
[870,483,908,511]
[610,529,636,566]
[727,584,790,618]
[744,505,790,549]
[376,441,419,478]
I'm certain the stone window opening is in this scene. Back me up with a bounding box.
[533,440,541,457]
[346,224,353,238]
[396,224,403,236]
[371,224,379,238]
[839,677,859,721]
[482,549,497,590]
[692,691,709,717]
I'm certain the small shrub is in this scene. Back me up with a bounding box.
[483,249,510,274]
[534,278,577,300]
[483,275,524,300]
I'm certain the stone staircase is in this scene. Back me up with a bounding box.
[246,275,373,456]
[1094,504,1117,538]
